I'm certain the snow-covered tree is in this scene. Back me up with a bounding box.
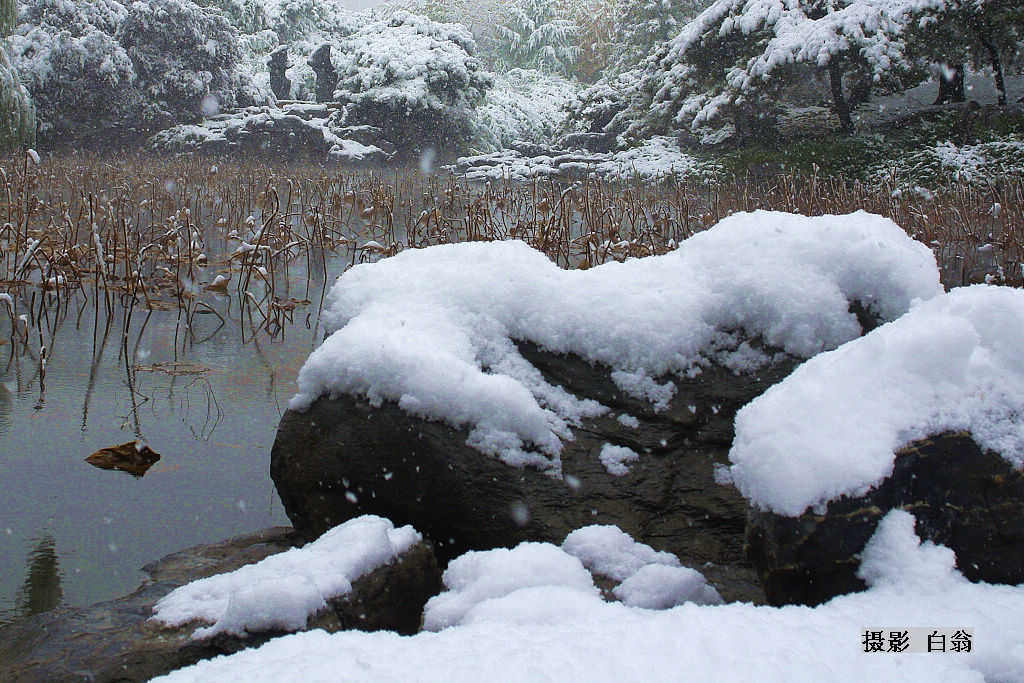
[895,0,1024,106]
[118,0,248,125]
[636,0,919,138]
[490,0,580,75]
[1,0,34,150]
[612,0,693,67]
[333,11,492,153]
[562,0,707,140]
[2,0,16,35]
[8,0,133,136]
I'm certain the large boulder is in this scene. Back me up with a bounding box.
[746,432,1024,606]
[271,342,798,604]
[272,215,943,605]
[0,527,440,682]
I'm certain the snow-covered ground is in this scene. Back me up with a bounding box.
[859,73,1024,128]
[153,510,1024,682]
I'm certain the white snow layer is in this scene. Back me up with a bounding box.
[150,516,420,638]
[153,510,1024,682]
[561,525,722,607]
[421,542,599,631]
[598,443,640,476]
[729,285,1024,516]
[422,525,719,631]
[290,211,942,471]
[561,525,683,582]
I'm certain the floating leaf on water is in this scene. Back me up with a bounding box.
[85,441,160,478]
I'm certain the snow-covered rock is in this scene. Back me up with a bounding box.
[271,210,941,590]
[453,136,719,182]
[151,515,423,639]
[423,526,719,631]
[730,285,1024,605]
[148,103,394,163]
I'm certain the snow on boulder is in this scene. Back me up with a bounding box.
[730,285,1024,517]
[730,285,1024,605]
[612,564,723,609]
[562,525,722,608]
[561,525,681,582]
[151,515,421,639]
[291,210,941,469]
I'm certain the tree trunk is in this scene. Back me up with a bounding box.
[974,21,1007,106]
[828,60,853,134]
[934,63,966,105]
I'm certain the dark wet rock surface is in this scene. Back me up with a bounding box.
[746,431,1024,606]
[272,341,805,605]
[0,527,440,682]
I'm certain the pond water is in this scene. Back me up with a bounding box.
[0,257,349,626]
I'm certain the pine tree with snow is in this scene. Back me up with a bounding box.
[612,0,692,68]
[636,0,919,138]
[490,0,580,75]
[894,0,1023,106]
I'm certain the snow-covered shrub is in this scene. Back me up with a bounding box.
[9,0,136,135]
[470,68,578,152]
[563,66,646,136]
[333,11,492,154]
[874,135,1024,188]
[18,0,128,36]
[11,0,272,139]
[118,0,247,125]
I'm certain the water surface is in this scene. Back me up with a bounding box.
[0,259,348,625]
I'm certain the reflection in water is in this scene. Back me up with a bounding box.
[0,380,10,436]
[17,534,63,617]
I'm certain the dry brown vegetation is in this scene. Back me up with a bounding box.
[0,150,1020,376]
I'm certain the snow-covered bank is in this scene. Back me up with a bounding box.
[453,136,719,182]
[728,285,1024,516]
[289,211,941,472]
[153,511,1024,682]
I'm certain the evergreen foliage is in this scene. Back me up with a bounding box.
[333,11,492,153]
[0,0,34,150]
